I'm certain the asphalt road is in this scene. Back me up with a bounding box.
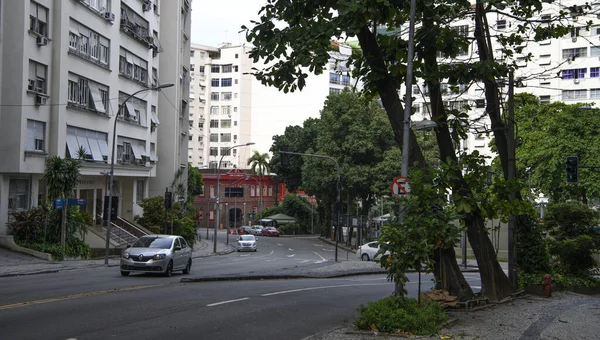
[0,236,483,340]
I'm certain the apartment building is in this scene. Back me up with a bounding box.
[0,0,190,235]
[189,43,253,169]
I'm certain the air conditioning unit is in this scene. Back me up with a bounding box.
[36,36,48,46]
[142,1,152,12]
[35,95,47,106]
[27,79,36,91]
[572,37,578,42]
[103,12,115,22]
[574,78,580,84]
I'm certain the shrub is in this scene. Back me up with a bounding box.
[16,238,91,260]
[519,271,600,290]
[354,296,447,335]
[515,214,550,274]
[173,217,195,247]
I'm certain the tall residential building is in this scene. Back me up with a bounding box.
[188,42,357,163]
[0,0,189,235]
[189,43,253,169]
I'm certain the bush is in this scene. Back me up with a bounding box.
[516,214,550,274]
[354,296,447,335]
[16,238,91,260]
[173,217,195,247]
[278,223,301,235]
[519,271,600,291]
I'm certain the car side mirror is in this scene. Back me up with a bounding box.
[174,246,182,251]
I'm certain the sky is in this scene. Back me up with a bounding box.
[191,0,266,47]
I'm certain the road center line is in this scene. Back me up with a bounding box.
[261,283,390,297]
[206,297,249,307]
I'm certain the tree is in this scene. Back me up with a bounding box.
[248,151,270,218]
[43,156,81,200]
[187,164,204,197]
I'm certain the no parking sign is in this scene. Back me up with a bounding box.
[391,176,410,196]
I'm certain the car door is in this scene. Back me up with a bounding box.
[368,242,380,260]
[172,238,183,269]
[179,237,191,263]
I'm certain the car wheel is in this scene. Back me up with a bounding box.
[164,260,173,277]
[361,253,370,261]
[237,249,240,252]
[254,249,257,252]
[121,271,130,276]
[182,259,192,274]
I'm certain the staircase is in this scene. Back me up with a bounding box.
[96,216,151,248]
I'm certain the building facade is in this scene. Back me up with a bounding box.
[0,0,190,235]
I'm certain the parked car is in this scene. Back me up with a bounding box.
[250,225,264,236]
[356,241,389,262]
[238,226,253,235]
[262,227,280,237]
[120,235,192,277]
[236,235,257,252]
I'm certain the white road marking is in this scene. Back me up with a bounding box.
[321,248,333,252]
[277,243,283,246]
[239,254,250,257]
[300,260,310,263]
[286,254,295,258]
[288,248,294,251]
[261,283,391,297]
[312,251,327,262]
[207,297,250,307]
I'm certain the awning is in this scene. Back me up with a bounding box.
[126,53,133,64]
[149,149,158,162]
[150,110,160,125]
[124,101,136,118]
[76,136,90,158]
[66,135,79,158]
[97,139,109,158]
[88,85,106,113]
[87,138,104,162]
[129,144,143,160]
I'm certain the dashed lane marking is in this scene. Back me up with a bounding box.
[206,297,249,307]
[261,283,391,297]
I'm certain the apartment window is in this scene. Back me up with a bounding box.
[29,1,48,36]
[188,135,193,141]
[136,180,145,203]
[118,92,147,125]
[120,3,150,47]
[65,125,109,161]
[221,133,231,142]
[592,26,600,36]
[562,47,587,59]
[234,65,238,72]
[233,107,238,113]
[210,106,219,115]
[591,89,600,99]
[211,78,220,87]
[329,88,341,95]
[475,99,485,108]
[251,185,256,197]
[234,121,237,126]
[222,92,232,100]
[562,89,586,100]
[28,60,47,94]
[235,54,239,59]
[199,66,205,73]
[221,78,232,87]
[440,83,448,93]
[190,50,195,57]
[221,106,231,115]
[211,65,220,73]
[26,120,45,152]
[570,27,580,38]
[341,75,350,86]
[539,54,551,66]
[210,120,219,128]
[591,68,600,78]
[210,133,218,142]
[67,73,108,113]
[151,105,158,132]
[539,95,551,104]
[209,147,218,156]
[152,68,157,86]
[220,147,231,156]
[221,119,231,128]
[329,73,340,84]
[561,68,586,80]
[591,47,600,57]
[119,48,148,84]
[8,179,30,211]
[222,64,232,73]
[69,20,110,65]
[454,25,469,56]
[497,20,506,30]
[211,92,219,101]
[541,14,551,23]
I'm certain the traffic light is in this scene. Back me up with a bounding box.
[280,149,290,167]
[566,156,578,184]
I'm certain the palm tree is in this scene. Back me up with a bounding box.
[247,151,270,220]
[43,156,81,200]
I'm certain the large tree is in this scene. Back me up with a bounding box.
[242,0,578,301]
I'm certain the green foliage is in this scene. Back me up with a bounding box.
[515,214,550,274]
[518,271,600,291]
[16,239,91,260]
[187,163,204,197]
[135,196,165,230]
[7,206,48,244]
[135,196,197,245]
[172,217,195,247]
[354,296,447,335]
[43,156,81,200]
[278,223,301,235]
[247,151,270,176]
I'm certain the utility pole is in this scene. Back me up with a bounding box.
[507,71,517,288]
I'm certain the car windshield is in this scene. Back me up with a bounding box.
[132,237,173,249]
[239,235,255,241]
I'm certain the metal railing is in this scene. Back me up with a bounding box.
[102,222,138,247]
[117,217,150,237]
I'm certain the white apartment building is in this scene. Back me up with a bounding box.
[188,43,357,163]
[0,0,190,235]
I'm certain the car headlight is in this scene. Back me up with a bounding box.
[123,252,130,259]
[153,254,166,260]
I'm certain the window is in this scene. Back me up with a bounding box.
[221,106,231,115]
[28,60,47,94]
[592,26,600,36]
[591,68,600,78]
[539,54,551,66]
[221,119,231,128]
[329,73,340,84]
[222,92,232,100]
[221,78,232,87]
[222,64,232,73]
[341,75,350,86]
[188,135,193,141]
[591,89,600,99]
[329,88,341,95]
[562,47,587,59]
[234,79,238,84]
[70,20,110,65]
[210,120,219,128]
[234,65,239,72]
[29,1,48,36]
[541,14,551,23]
[234,121,237,126]
[591,47,600,57]
[235,53,239,58]
[118,92,147,125]
[562,89,586,100]
[211,92,219,101]
[199,66,205,73]
[117,49,148,84]
[67,73,109,113]
[570,27,580,38]
[66,125,109,161]
[8,179,30,211]
[497,20,506,30]
[211,78,220,87]
[220,147,231,156]
[475,99,485,108]
[221,133,231,142]
[561,68,586,80]
[539,95,551,104]
[268,186,273,197]
[453,25,469,56]
[233,107,238,112]
[210,106,219,115]
[26,120,45,152]
[190,50,195,57]
[211,65,220,73]
[210,133,218,142]
[120,3,150,47]
[136,180,145,203]
[152,68,157,86]
[209,147,218,156]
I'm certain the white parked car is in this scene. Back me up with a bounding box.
[356,241,389,261]
[250,225,264,236]
[236,235,257,252]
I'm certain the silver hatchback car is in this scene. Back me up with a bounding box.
[120,235,192,277]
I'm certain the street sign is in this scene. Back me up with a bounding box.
[54,199,65,210]
[67,198,87,206]
[391,176,410,196]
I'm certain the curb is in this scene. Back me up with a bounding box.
[180,270,387,283]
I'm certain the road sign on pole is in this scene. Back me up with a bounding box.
[391,176,410,196]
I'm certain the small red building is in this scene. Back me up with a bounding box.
[194,169,278,229]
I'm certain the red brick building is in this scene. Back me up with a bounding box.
[194,169,278,229]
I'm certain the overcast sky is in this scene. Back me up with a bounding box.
[191,0,266,47]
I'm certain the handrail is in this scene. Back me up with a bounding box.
[117,217,149,236]
[102,222,138,245]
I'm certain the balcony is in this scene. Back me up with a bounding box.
[120,19,153,49]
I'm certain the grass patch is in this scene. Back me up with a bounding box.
[354,296,447,335]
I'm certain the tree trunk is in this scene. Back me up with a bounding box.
[433,247,473,300]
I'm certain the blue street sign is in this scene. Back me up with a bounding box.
[54,199,65,210]
[67,198,87,206]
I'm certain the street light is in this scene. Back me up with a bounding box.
[214,142,255,253]
[104,83,174,265]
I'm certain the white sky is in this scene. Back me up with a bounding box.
[191,0,267,47]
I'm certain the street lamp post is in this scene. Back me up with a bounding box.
[214,142,255,253]
[104,83,173,265]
